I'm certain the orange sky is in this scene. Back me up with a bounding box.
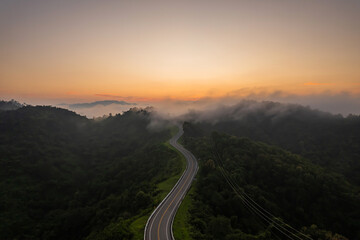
[1,0,360,104]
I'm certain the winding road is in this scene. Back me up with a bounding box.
[144,126,198,240]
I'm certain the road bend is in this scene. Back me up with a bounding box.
[144,125,198,240]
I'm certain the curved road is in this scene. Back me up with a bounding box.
[144,126,198,240]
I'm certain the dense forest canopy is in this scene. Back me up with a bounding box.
[182,127,360,239]
[0,99,23,111]
[1,100,359,240]
[0,105,178,239]
[179,101,360,239]
[182,101,360,185]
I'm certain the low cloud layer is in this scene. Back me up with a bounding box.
[56,91,360,119]
[273,92,360,116]
[67,100,136,109]
[58,102,142,118]
[149,91,360,120]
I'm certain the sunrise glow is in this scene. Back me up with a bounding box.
[1,0,360,104]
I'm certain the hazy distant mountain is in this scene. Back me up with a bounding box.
[0,99,23,111]
[67,100,136,109]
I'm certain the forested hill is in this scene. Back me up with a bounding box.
[182,130,360,239]
[2,101,360,239]
[0,106,178,239]
[183,101,360,185]
[0,99,23,111]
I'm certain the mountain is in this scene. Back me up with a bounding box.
[0,105,179,240]
[178,101,360,239]
[181,129,359,239]
[183,100,360,185]
[0,99,23,111]
[2,100,360,240]
[67,100,136,109]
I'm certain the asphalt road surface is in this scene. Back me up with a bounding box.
[144,126,198,240]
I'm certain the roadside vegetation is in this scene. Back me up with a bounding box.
[172,186,195,240]
[129,141,187,240]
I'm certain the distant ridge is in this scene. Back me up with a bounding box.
[67,100,136,109]
[0,99,23,111]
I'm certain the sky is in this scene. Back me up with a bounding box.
[1,0,360,114]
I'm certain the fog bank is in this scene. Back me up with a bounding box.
[55,92,360,119]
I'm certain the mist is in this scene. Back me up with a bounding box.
[58,101,144,118]
[53,92,360,125]
[148,91,360,122]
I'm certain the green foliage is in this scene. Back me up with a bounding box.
[129,214,149,240]
[207,215,232,240]
[184,103,360,185]
[86,218,132,240]
[128,141,186,240]
[0,99,23,111]
[2,102,359,240]
[0,106,177,239]
[182,128,359,239]
[301,225,349,240]
[173,186,195,240]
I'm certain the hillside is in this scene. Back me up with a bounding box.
[182,129,360,239]
[1,100,360,240]
[0,100,23,111]
[183,101,360,185]
[0,106,178,240]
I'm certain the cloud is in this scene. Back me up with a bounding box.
[68,100,136,109]
[275,92,360,116]
[56,90,360,120]
[147,90,360,119]
[58,101,143,118]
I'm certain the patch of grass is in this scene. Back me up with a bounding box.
[129,213,149,240]
[157,142,186,199]
[156,173,182,200]
[173,185,194,240]
[178,135,185,145]
[170,125,180,136]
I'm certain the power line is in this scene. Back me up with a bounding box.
[213,151,299,240]
[211,144,313,240]
[215,161,285,240]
